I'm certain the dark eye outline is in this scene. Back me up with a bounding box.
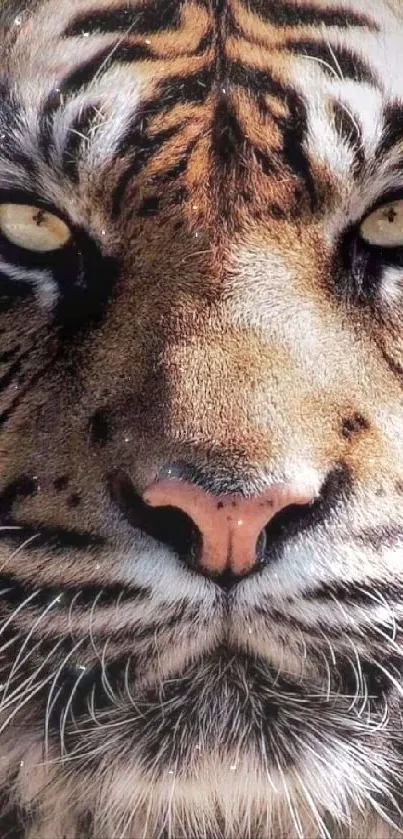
[0,189,116,328]
[337,191,403,308]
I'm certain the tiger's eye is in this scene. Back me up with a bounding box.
[360,200,403,247]
[0,203,71,252]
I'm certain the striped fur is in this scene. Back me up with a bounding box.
[1,0,403,836]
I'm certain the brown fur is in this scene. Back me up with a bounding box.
[0,0,402,836]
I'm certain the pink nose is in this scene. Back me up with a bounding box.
[143,480,314,579]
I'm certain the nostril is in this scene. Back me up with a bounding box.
[263,501,316,549]
[109,471,202,564]
[110,470,319,585]
[144,479,315,580]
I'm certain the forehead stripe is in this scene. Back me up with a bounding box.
[245,0,378,29]
[63,0,183,39]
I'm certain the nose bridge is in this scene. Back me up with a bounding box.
[146,287,382,481]
[160,320,292,454]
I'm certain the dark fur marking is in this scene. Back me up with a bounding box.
[137,67,212,124]
[88,409,112,446]
[304,579,403,605]
[285,40,377,86]
[112,125,179,217]
[0,572,150,615]
[0,346,21,364]
[149,136,199,186]
[0,785,28,839]
[59,42,154,93]
[246,0,377,30]
[212,96,246,165]
[0,356,57,431]
[341,413,369,439]
[39,42,154,154]
[253,147,277,176]
[377,103,403,158]
[0,475,37,520]
[64,0,182,39]
[137,195,161,216]
[0,357,22,393]
[68,493,82,508]
[0,523,103,552]
[53,475,70,492]
[109,65,212,216]
[227,63,318,210]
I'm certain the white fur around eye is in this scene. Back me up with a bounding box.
[0,203,71,252]
[360,200,403,247]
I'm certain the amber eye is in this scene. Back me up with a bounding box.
[0,203,71,252]
[360,199,403,248]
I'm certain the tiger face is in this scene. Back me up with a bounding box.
[1,0,403,837]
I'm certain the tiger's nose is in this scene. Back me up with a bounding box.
[143,480,314,581]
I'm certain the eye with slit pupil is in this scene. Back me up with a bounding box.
[360,199,403,248]
[0,203,72,253]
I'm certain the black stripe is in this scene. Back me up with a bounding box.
[227,61,291,106]
[195,30,213,55]
[253,147,278,176]
[376,103,403,158]
[150,148,192,182]
[0,572,150,612]
[116,121,179,162]
[46,656,137,733]
[0,357,55,429]
[284,39,377,86]
[212,95,247,166]
[39,42,154,156]
[137,195,161,216]
[0,476,42,519]
[146,135,199,192]
[331,100,365,174]
[141,67,212,121]
[0,787,26,839]
[0,345,21,364]
[0,347,32,397]
[253,603,386,641]
[228,64,318,209]
[153,68,212,121]
[0,523,103,552]
[304,579,403,606]
[64,0,183,39]
[0,357,22,393]
[58,41,154,94]
[245,0,377,30]
[111,68,211,215]
[281,89,318,211]
[112,124,180,217]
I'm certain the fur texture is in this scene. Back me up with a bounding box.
[0,0,402,836]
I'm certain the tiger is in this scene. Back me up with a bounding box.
[2,0,403,836]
